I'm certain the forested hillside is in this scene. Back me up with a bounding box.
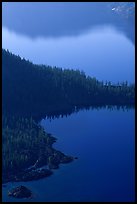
[2,116,74,183]
[2,49,135,118]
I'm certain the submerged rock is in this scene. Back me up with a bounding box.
[8,185,32,198]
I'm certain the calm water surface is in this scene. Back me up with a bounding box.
[2,3,135,202]
[2,108,135,202]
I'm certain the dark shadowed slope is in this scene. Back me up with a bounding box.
[2,49,134,118]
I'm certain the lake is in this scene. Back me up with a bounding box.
[2,107,135,202]
[2,3,135,202]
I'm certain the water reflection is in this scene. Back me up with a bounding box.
[39,105,134,122]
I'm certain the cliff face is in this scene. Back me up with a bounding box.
[107,2,135,20]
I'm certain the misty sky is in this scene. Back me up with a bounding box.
[2,2,135,83]
[2,2,118,38]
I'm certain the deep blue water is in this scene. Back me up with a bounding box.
[2,108,135,202]
[2,3,135,202]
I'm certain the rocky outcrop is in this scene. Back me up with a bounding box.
[47,150,74,169]
[2,130,77,184]
[60,156,74,163]
[8,186,32,198]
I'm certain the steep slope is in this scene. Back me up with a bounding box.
[2,49,135,118]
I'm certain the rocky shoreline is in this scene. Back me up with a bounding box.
[2,134,77,184]
[2,119,77,199]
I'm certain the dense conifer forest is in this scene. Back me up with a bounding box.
[2,49,134,118]
[2,49,135,183]
[2,115,74,183]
